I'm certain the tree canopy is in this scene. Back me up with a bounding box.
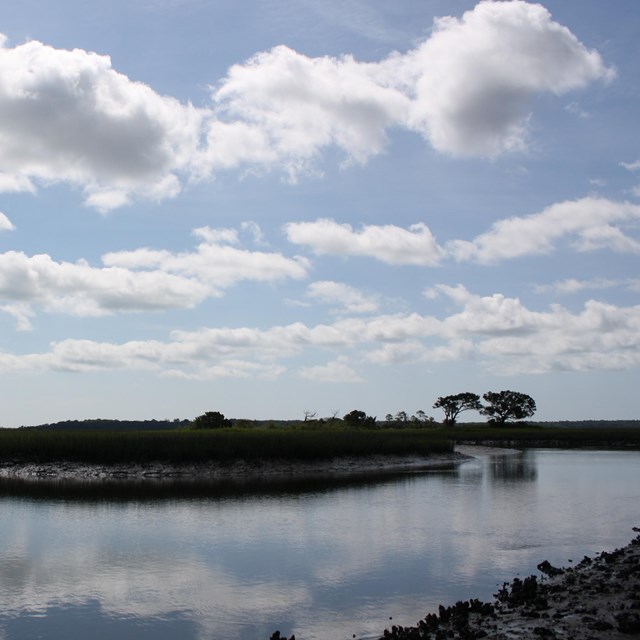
[191,411,232,429]
[480,390,536,424]
[343,409,377,429]
[433,393,482,425]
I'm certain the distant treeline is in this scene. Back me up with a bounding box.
[23,418,192,431]
[535,420,640,429]
[19,417,640,431]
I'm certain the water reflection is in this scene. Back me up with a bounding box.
[0,450,639,640]
[489,452,537,483]
[1,600,198,640]
[0,463,462,503]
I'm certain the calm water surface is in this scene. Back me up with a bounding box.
[0,449,639,640]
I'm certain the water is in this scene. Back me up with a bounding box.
[0,448,639,640]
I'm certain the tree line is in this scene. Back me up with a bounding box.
[191,390,536,430]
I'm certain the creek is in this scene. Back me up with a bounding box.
[0,448,639,640]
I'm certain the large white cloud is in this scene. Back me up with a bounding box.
[0,35,204,210]
[398,0,614,156]
[0,2,614,208]
[209,1,613,169]
[208,45,408,178]
[285,219,445,265]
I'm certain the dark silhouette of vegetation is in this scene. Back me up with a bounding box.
[191,411,232,429]
[342,410,377,429]
[481,390,536,424]
[23,418,190,431]
[0,427,453,465]
[384,410,435,428]
[440,424,640,448]
[433,393,482,425]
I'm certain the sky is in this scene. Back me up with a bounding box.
[0,0,639,427]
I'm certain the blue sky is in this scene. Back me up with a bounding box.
[0,0,639,426]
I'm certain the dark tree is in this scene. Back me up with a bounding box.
[342,409,377,429]
[433,393,482,425]
[480,390,536,424]
[191,411,232,429]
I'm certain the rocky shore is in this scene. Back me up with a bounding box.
[376,529,640,640]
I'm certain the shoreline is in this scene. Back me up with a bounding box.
[0,450,471,482]
[375,529,640,640]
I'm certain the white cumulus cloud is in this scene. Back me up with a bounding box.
[306,281,379,314]
[0,227,309,328]
[0,3,615,208]
[449,198,640,263]
[1,288,639,378]
[299,356,363,383]
[398,0,614,156]
[0,35,204,210]
[285,219,445,265]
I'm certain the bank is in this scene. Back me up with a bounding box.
[374,528,640,639]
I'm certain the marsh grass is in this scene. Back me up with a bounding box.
[2,424,638,466]
[0,428,454,465]
[442,424,640,448]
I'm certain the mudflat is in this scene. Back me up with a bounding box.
[0,451,469,481]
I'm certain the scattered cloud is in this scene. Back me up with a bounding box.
[286,198,640,269]
[535,277,640,295]
[241,221,268,246]
[0,302,33,331]
[564,101,590,119]
[2,195,637,331]
[299,356,363,383]
[285,219,445,265]
[448,198,640,263]
[621,159,640,172]
[0,227,309,328]
[0,251,210,325]
[2,287,638,377]
[0,3,614,209]
[0,211,14,231]
[306,280,379,314]
[431,285,640,373]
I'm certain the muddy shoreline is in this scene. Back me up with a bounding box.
[0,451,470,481]
[375,530,640,640]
